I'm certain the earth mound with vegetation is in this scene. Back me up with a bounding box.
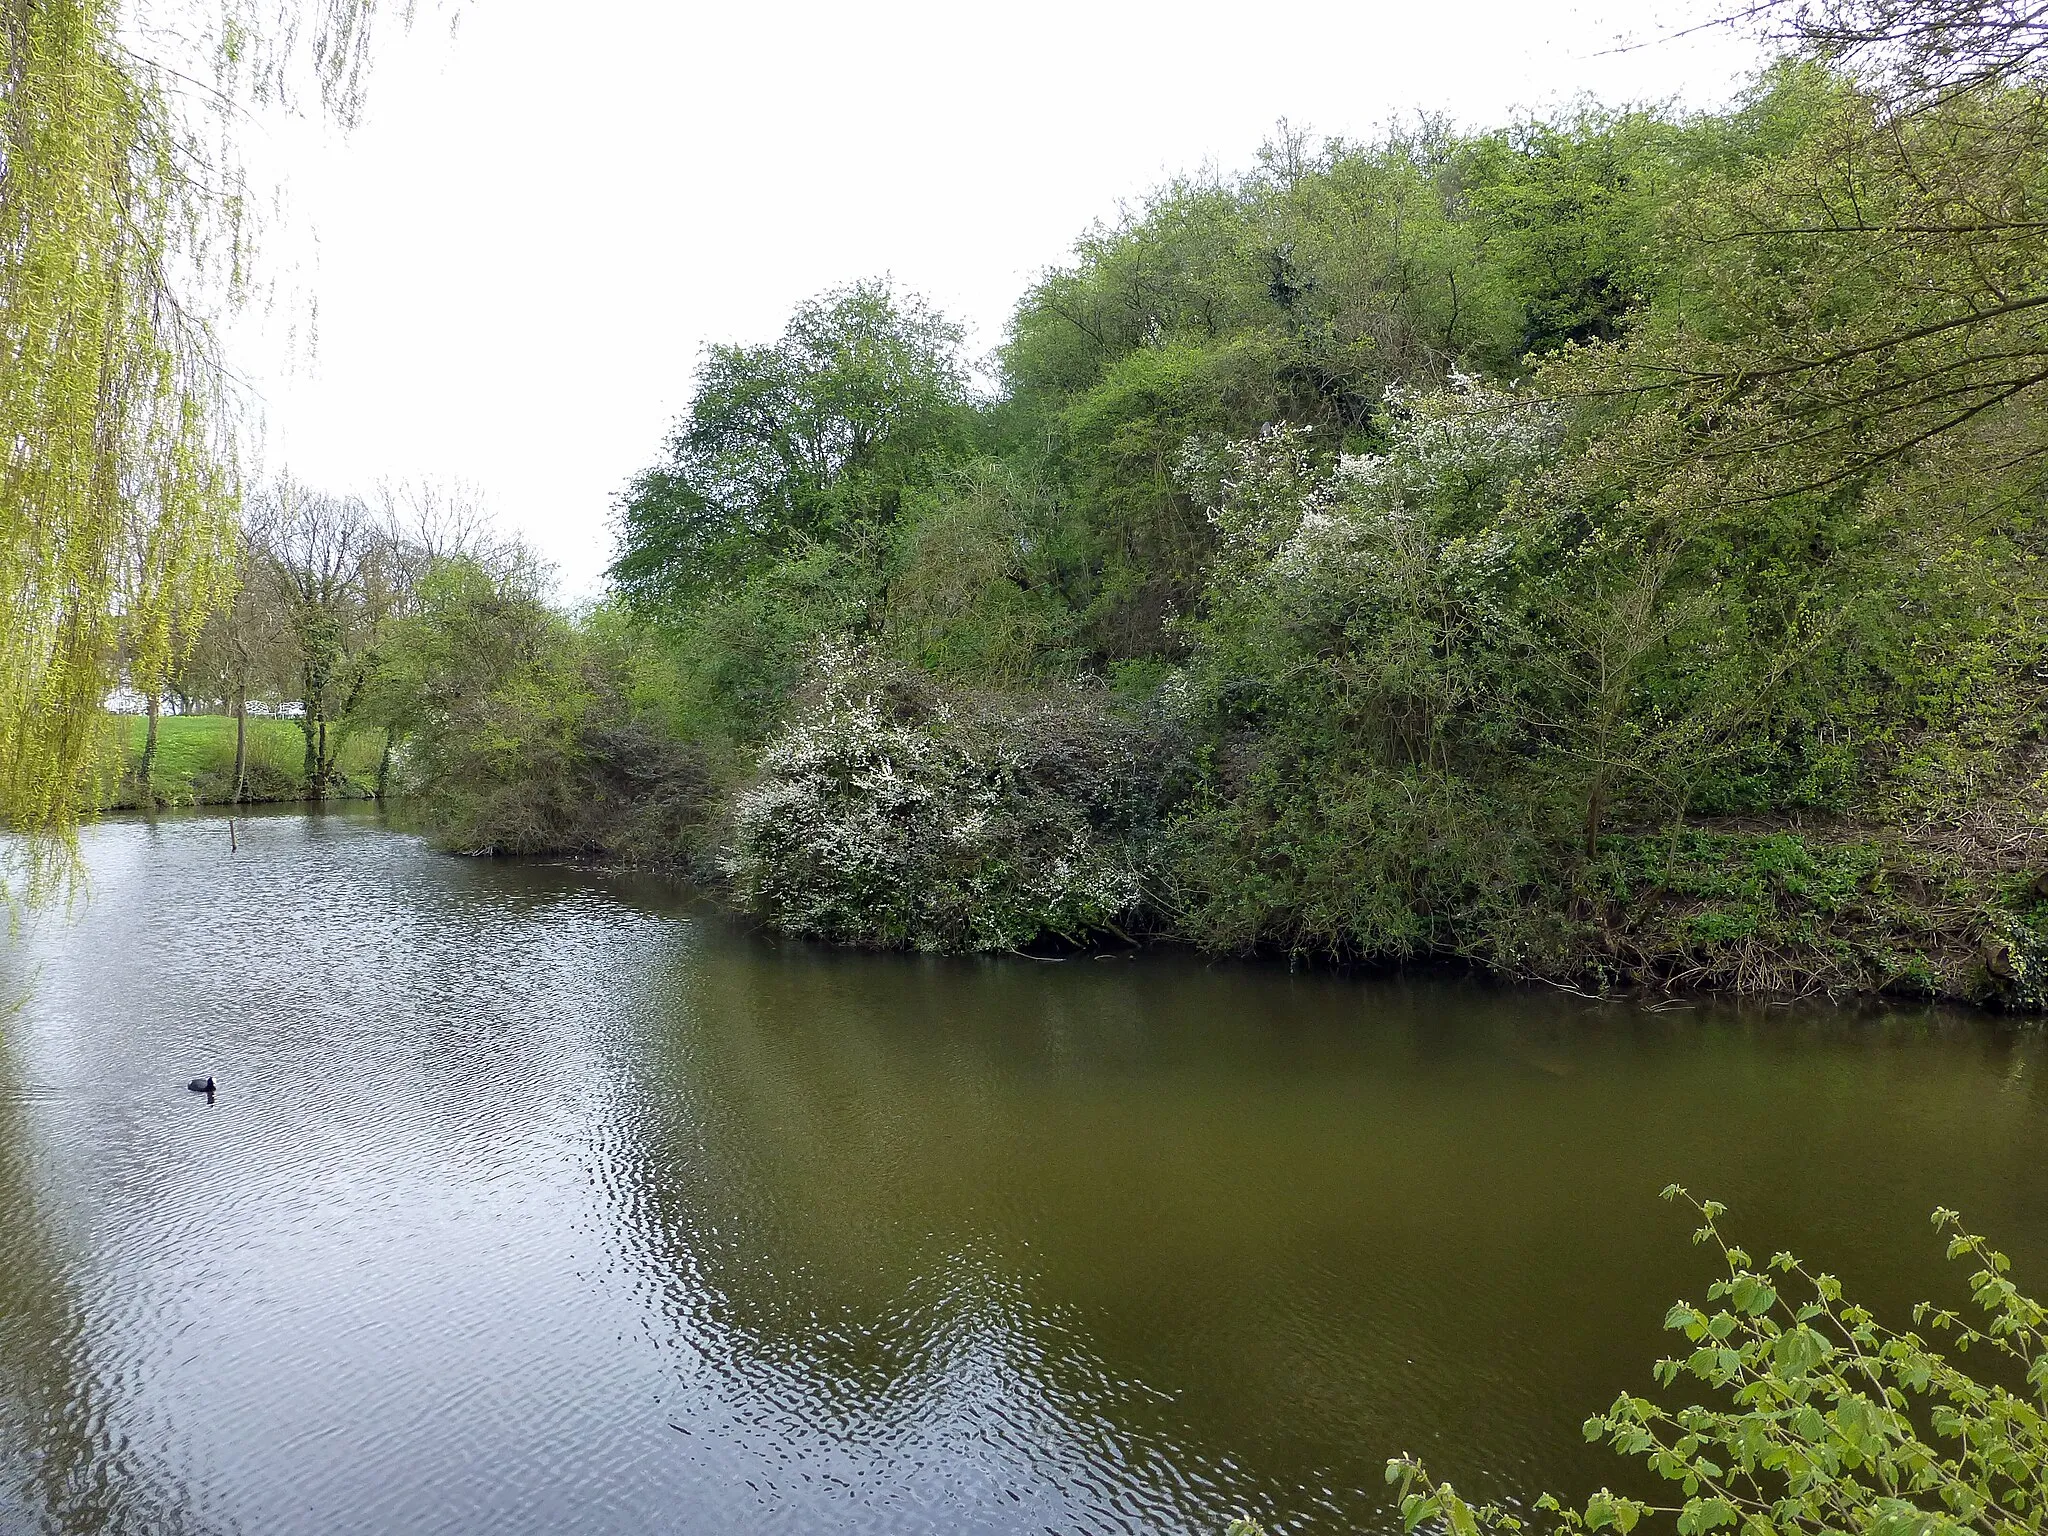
[116,0,2048,1010]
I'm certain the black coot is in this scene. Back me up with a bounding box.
[187,1076,215,1094]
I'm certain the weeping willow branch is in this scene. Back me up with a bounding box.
[0,0,237,882]
[0,0,438,891]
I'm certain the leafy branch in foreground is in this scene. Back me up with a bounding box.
[1370,1189,2048,1536]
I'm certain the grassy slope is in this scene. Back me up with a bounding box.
[101,714,385,809]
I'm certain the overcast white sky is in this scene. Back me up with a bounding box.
[228,0,1764,600]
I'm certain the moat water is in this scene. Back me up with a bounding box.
[2,807,2043,1534]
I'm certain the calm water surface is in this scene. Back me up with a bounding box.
[2,808,2046,1535]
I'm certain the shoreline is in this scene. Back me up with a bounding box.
[97,801,2039,1017]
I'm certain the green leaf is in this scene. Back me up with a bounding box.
[1676,1496,1737,1535]
[1774,1326,1830,1378]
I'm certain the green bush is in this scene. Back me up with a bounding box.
[653,538,884,747]
[1981,909,2048,1014]
[382,560,712,860]
[1160,746,1565,967]
[881,461,1086,685]
[1161,393,1582,965]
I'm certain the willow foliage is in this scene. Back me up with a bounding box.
[0,0,235,868]
[0,0,417,881]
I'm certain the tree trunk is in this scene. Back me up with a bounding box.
[232,688,248,804]
[376,730,393,801]
[299,705,320,801]
[139,693,160,808]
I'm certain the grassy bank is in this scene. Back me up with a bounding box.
[99,714,385,810]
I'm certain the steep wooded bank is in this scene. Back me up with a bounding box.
[377,19,2048,1008]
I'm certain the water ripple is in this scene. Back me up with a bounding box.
[1,808,2044,1534]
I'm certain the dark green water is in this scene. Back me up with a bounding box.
[2,808,2044,1535]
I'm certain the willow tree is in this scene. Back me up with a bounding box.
[0,0,224,870]
[0,0,415,885]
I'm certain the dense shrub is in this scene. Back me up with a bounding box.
[723,647,1167,951]
[647,537,883,747]
[1160,751,1567,966]
[382,561,713,860]
[1161,391,1583,965]
[881,461,1087,685]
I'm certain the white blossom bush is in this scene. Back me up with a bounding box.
[1193,379,1565,649]
[723,646,1162,952]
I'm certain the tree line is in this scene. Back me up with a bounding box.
[358,0,2048,1006]
[121,481,534,809]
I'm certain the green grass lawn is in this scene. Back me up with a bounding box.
[102,714,386,808]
